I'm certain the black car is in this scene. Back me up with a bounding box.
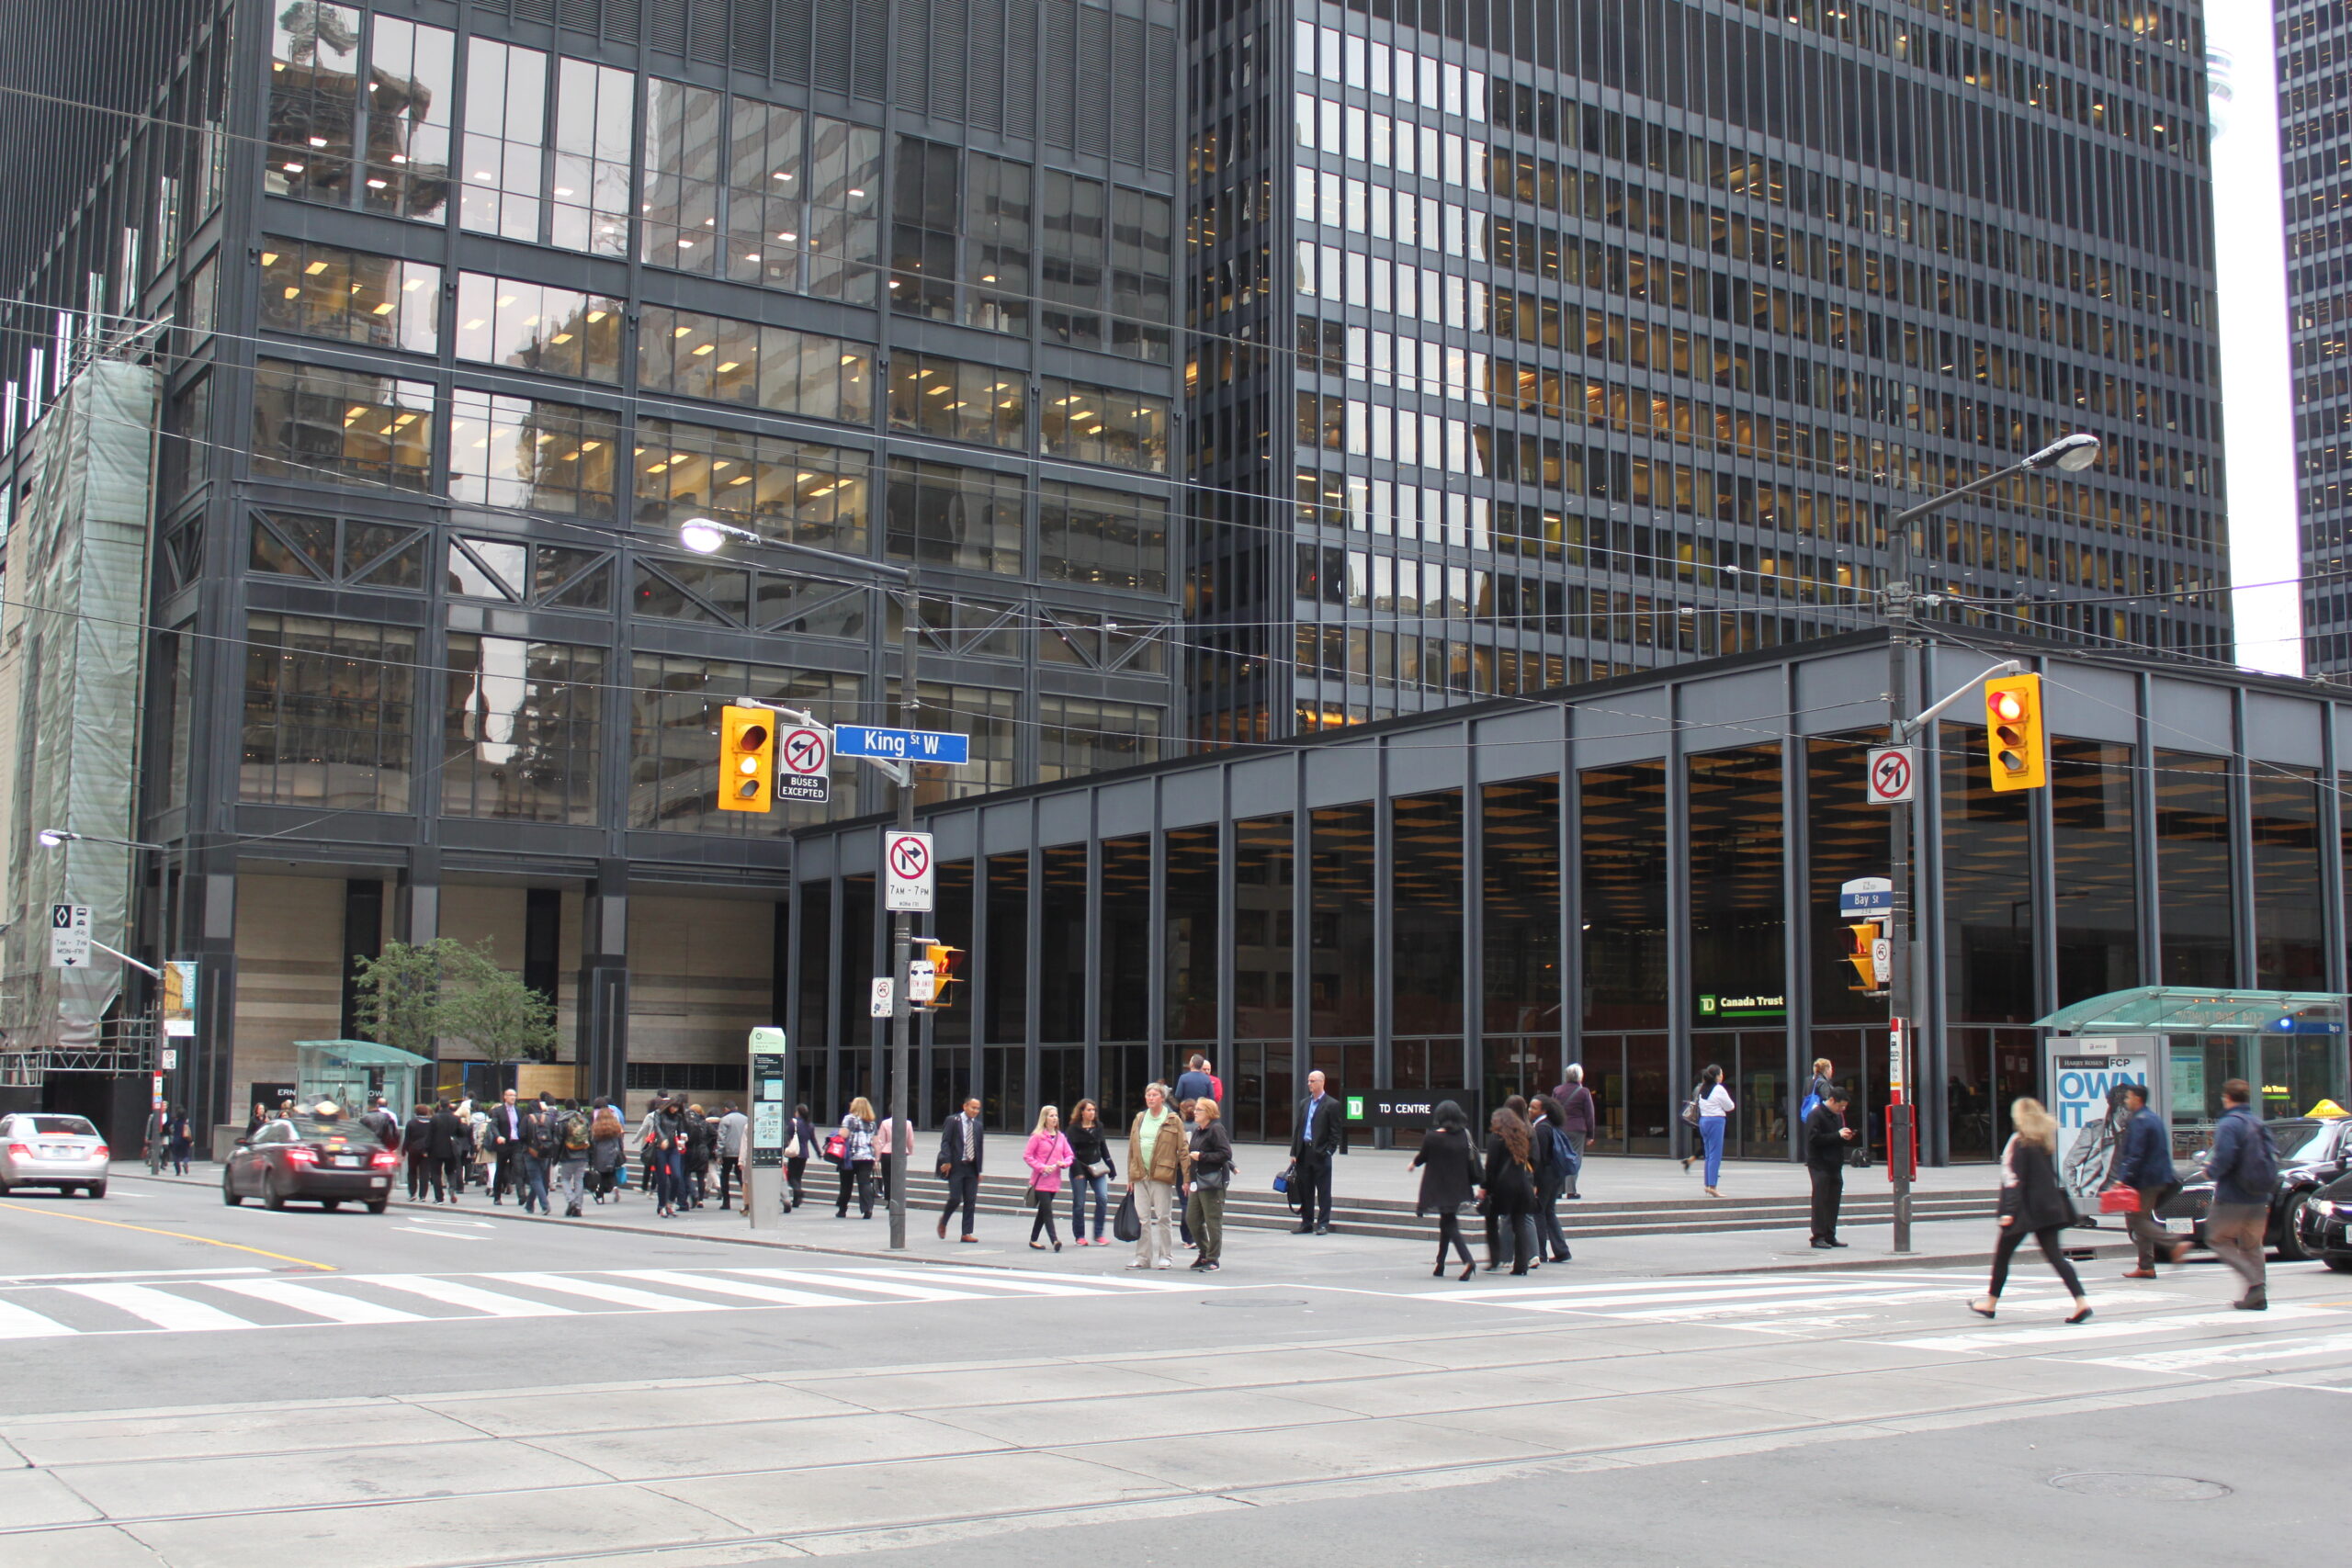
[2294,1170,2352,1273]
[223,1116,396,1213]
[2158,1116,2352,1261]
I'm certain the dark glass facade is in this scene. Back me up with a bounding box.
[1187,0,2228,746]
[2283,0,2352,671]
[797,634,2352,1159]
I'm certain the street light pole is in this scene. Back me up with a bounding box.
[887,562,919,1253]
[1879,432,2099,1254]
[677,519,921,1250]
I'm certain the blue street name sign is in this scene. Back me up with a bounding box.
[1838,876,1894,917]
[832,725,970,765]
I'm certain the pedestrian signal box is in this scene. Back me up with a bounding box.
[719,705,775,811]
[1984,673,2047,793]
[1844,921,1882,993]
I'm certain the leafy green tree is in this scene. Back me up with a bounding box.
[435,943,559,1077]
[350,938,473,1061]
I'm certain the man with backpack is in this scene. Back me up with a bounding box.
[518,1094,560,1215]
[2204,1078,2276,1311]
[552,1099,593,1217]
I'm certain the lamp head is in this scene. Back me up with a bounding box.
[2030,432,2102,473]
[678,518,728,555]
[36,829,69,848]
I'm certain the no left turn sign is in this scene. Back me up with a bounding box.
[775,726,831,804]
[1865,745,1916,805]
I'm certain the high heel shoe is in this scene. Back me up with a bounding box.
[1458,1261,1476,1281]
[1432,1262,1447,1278]
[1053,1240,1062,1253]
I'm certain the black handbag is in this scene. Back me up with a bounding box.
[1113,1189,1141,1243]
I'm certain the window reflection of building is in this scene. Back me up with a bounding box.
[259,240,439,352]
[267,6,451,220]
[251,359,434,491]
[628,657,863,832]
[443,635,602,824]
[453,276,622,381]
[632,419,868,558]
[447,390,618,519]
[241,614,415,811]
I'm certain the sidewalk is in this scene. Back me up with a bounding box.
[119,1161,2116,1279]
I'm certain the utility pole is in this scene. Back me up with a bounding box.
[887,562,920,1252]
[1880,432,2098,1254]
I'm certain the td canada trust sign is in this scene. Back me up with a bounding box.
[1697,992,1788,1021]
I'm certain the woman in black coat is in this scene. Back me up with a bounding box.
[1973,1097,2091,1323]
[1481,1108,1542,1276]
[1411,1100,1481,1280]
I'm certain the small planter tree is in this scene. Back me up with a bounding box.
[352,938,556,1098]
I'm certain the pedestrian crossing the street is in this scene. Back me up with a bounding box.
[1431,1269,2076,1329]
[0,1263,1199,1339]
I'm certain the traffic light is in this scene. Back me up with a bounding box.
[718,704,775,811]
[918,941,963,1010]
[1984,672,2047,792]
[1844,921,1882,993]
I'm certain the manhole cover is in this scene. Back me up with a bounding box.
[1200,1298,1309,1308]
[2048,1472,2232,1501]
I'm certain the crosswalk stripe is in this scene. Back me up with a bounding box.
[724,1268,976,1303]
[364,1275,582,1318]
[838,1267,1117,1298]
[960,1266,1198,1292]
[204,1278,430,1325]
[1452,1281,1931,1312]
[1889,1303,2339,1351]
[627,1269,865,1307]
[0,1296,76,1338]
[2079,1331,2352,1372]
[479,1273,727,1313]
[60,1282,257,1332]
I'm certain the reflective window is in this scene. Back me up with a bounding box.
[1039,846,1088,1043]
[1941,722,2035,1024]
[251,359,434,492]
[628,656,862,830]
[1040,379,1170,473]
[984,852,1029,1045]
[1108,186,1174,363]
[1482,776,1560,1033]
[361,17,455,220]
[890,136,960,320]
[887,353,1024,448]
[550,57,632,253]
[1311,804,1376,1037]
[1039,171,1106,349]
[447,390,619,519]
[2253,769,2324,991]
[1036,696,1161,782]
[1100,836,1151,1043]
[258,240,438,352]
[638,307,872,424]
[454,275,622,381]
[966,153,1032,333]
[1580,761,1667,1032]
[640,78,722,268]
[442,636,603,824]
[1234,815,1294,1042]
[460,37,546,239]
[2052,739,2140,1005]
[1039,481,1168,594]
[241,614,415,810]
[891,680,1015,803]
[1686,745,1785,1025]
[445,536,610,609]
[1165,826,1220,1042]
[885,458,1023,575]
[1390,792,1462,1034]
[270,5,459,218]
[250,511,426,590]
[631,419,868,558]
[2156,750,2233,987]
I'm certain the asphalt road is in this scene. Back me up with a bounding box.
[1,1175,2342,1565]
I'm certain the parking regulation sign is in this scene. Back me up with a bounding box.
[1864,746,1916,805]
[884,830,934,912]
[775,725,831,804]
[47,903,90,968]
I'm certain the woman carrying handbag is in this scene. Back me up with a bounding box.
[1972,1097,2093,1324]
[1066,1100,1115,1244]
[1023,1105,1075,1250]
[1411,1100,1480,1280]
[1183,1096,1235,1271]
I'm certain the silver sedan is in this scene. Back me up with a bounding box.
[0,1112,110,1197]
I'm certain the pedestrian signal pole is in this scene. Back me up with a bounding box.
[1881,432,2096,1254]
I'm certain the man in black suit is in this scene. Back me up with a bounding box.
[426,1100,468,1203]
[935,1097,985,1242]
[487,1088,526,1205]
[1804,1086,1856,1248]
[1289,1069,1341,1235]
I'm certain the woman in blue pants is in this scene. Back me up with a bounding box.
[1681,1064,1736,1196]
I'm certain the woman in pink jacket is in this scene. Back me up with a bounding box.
[1023,1106,1076,1252]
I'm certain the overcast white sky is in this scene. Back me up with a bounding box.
[2209,1,2302,676]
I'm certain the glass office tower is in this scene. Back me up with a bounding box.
[2281,1,2352,672]
[0,0,1186,1134]
[1186,1,2231,742]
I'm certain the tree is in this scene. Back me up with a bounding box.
[351,938,558,1089]
[434,943,559,1081]
[350,938,473,1062]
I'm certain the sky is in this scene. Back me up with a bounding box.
[2208,0,2302,676]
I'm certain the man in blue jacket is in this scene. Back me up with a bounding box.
[2108,1082,2187,1278]
[2204,1078,2275,1312]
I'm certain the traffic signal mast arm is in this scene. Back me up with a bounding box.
[1890,658,2023,746]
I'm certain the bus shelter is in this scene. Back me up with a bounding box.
[293,1040,432,1121]
[2031,987,2346,1197]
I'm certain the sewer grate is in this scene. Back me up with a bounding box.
[2047,1472,2232,1501]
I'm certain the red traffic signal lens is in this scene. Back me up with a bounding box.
[1987,692,2024,723]
[735,722,769,751]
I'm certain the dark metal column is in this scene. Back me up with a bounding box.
[576,857,628,1105]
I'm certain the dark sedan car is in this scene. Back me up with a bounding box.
[223,1116,396,1213]
[2294,1170,2352,1273]
[2157,1115,2352,1261]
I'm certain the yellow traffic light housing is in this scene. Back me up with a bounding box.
[919,941,963,1009]
[718,705,775,811]
[1984,672,2047,792]
[1844,921,1882,993]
